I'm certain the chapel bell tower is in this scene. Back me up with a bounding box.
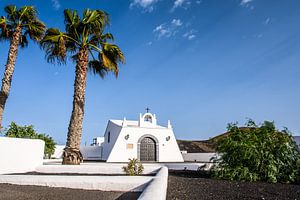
[138,108,157,127]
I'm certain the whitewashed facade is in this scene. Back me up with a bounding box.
[101,112,184,162]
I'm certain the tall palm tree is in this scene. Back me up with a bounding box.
[41,9,124,165]
[0,5,45,128]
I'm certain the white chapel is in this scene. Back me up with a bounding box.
[100,112,184,162]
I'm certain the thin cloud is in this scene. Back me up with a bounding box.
[196,0,202,5]
[171,19,183,26]
[174,0,185,8]
[153,24,171,38]
[264,17,271,25]
[240,0,253,5]
[183,30,197,40]
[240,0,254,9]
[153,19,184,39]
[147,41,153,46]
[51,0,61,10]
[171,0,191,11]
[130,0,159,12]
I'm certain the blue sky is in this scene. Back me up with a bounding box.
[0,0,299,144]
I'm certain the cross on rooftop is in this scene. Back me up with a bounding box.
[146,107,150,113]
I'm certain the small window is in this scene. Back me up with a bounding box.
[107,131,110,143]
[92,138,97,145]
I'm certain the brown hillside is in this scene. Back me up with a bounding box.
[176,139,216,153]
[177,127,263,153]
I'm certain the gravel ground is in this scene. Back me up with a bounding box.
[0,184,141,200]
[167,171,300,200]
[2,171,299,200]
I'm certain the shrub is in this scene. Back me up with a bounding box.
[3,122,56,158]
[122,158,144,176]
[212,120,300,183]
[296,158,300,183]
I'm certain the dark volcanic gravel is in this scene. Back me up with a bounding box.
[0,184,141,200]
[167,171,300,200]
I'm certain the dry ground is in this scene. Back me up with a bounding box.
[0,183,141,200]
[167,170,300,200]
[1,171,299,200]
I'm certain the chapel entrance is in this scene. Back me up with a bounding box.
[139,137,156,162]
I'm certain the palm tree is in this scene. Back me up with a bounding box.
[41,9,124,165]
[0,5,45,128]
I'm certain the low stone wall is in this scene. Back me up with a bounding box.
[51,145,103,161]
[51,145,64,159]
[0,175,151,191]
[0,137,45,174]
[0,164,166,193]
[36,163,161,175]
[81,146,102,160]
[182,153,217,162]
[138,167,168,200]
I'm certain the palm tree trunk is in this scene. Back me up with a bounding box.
[63,47,89,165]
[0,26,21,128]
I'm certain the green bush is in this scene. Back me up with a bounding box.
[3,122,56,158]
[212,120,300,183]
[122,158,144,176]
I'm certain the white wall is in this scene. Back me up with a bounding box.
[0,137,45,174]
[51,145,103,161]
[81,146,102,160]
[51,145,65,159]
[101,121,122,160]
[182,153,217,162]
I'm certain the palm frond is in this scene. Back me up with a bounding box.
[19,6,37,23]
[40,7,124,74]
[1,5,45,45]
[26,19,45,41]
[82,9,109,37]
[19,34,28,48]
[0,16,12,40]
[96,10,109,26]
[101,33,114,41]
[101,42,125,64]
[98,51,118,78]
[4,5,17,22]
[0,16,6,25]
[82,9,99,24]
[64,9,80,40]
[70,53,78,63]
[89,33,114,47]
[88,60,109,79]
[40,28,68,64]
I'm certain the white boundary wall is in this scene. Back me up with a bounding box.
[51,145,103,161]
[0,165,167,193]
[0,175,151,191]
[51,145,65,159]
[0,137,45,174]
[81,146,102,160]
[138,167,168,200]
[182,153,217,162]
